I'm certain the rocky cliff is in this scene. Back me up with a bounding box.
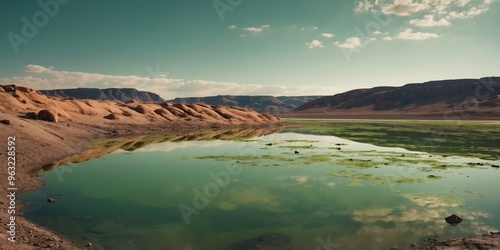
[170,95,322,113]
[292,77,499,119]
[40,88,165,103]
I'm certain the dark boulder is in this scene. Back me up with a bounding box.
[26,112,38,119]
[445,214,463,225]
[37,110,59,122]
[104,113,118,120]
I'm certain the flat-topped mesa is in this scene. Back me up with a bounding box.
[0,85,283,126]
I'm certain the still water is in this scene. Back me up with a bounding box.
[21,131,500,249]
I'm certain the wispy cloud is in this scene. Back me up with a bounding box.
[354,0,492,24]
[321,33,335,38]
[334,37,363,49]
[0,65,354,99]
[394,28,439,40]
[382,1,428,16]
[243,24,270,33]
[410,15,451,27]
[351,0,491,45]
[305,40,324,49]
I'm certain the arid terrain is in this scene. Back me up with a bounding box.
[285,77,500,120]
[0,84,498,249]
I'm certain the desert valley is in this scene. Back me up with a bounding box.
[1,78,500,249]
[2,1,500,249]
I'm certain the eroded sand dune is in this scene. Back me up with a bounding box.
[0,85,282,125]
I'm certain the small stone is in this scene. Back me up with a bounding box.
[104,113,118,120]
[1,119,11,125]
[445,214,463,225]
[492,165,499,168]
[410,242,417,247]
[47,198,56,203]
[294,151,299,154]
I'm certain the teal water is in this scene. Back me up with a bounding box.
[20,132,500,249]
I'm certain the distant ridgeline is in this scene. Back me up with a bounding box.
[169,95,323,114]
[295,77,500,112]
[40,88,165,103]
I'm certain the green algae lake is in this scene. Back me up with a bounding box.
[20,120,500,249]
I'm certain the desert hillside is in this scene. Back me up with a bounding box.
[40,87,165,103]
[170,95,323,114]
[0,85,282,126]
[286,77,500,119]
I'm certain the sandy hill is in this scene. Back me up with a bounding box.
[169,95,323,114]
[40,87,165,103]
[0,85,282,126]
[286,77,500,120]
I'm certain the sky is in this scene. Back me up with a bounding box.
[0,0,499,99]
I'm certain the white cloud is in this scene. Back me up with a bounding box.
[335,37,363,49]
[26,64,51,73]
[355,0,375,13]
[321,33,335,38]
[242,24,270,33]
[305,40,324,49]
[228,25,237,29]
[299,26,318,31]
[354,0,492,20]
[373,31,383,35]
[0,65,350,99]
[381,0,428,16]
[410,15,451,27]
[383,36,394,41]
[457,0,472,7]
[243,27,264,32]
[395,28,439,40]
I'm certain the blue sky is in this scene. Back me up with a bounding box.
[1,0,499,99]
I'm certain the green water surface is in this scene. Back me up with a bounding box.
[20,122,500,249]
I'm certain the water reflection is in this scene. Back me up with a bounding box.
[21,129,500,249]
